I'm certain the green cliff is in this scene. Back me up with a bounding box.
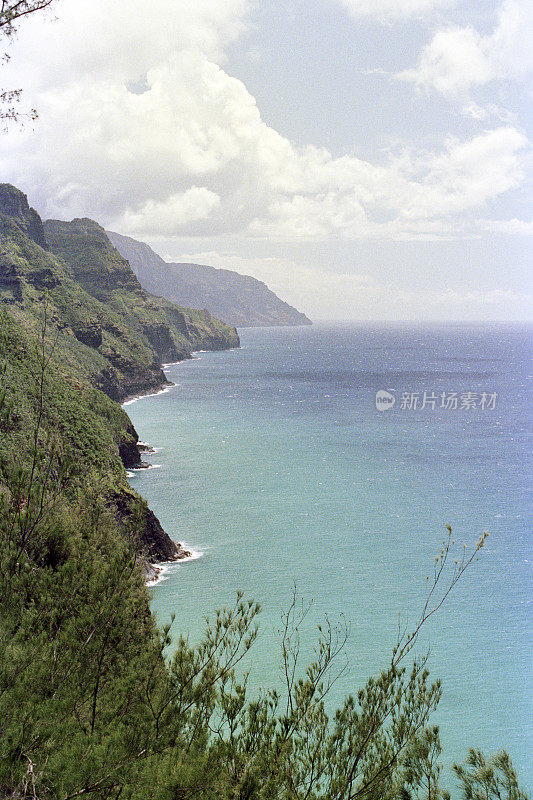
[0,185,527,800]
[0,183,238,564]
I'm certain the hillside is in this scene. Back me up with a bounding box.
[0,184,527,800]
[0,183,238,566]
[42,217,239,400]
[107,229,312,328]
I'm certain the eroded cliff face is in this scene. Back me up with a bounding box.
[118,421,143,469]
[0,184,47,249]
[42,216,239,401]
[43,217,145,301]
[0,184,237,567]
[1,189,238,404]
[108,487,191,563]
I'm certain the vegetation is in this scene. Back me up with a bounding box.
[0,382,529,799]
[0,186,238,403]
[0,186,528,798]
[0,0,527,793]
[107,230,312,329]
[0,183,238,562]
[0,0,54,36]
[0,0,56,125]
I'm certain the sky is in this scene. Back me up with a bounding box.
[1,0,532,321]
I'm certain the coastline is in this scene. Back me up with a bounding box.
[122,382,174,406]
[121,351,210,407]
[121,355,207,584]
[145,547,204,587]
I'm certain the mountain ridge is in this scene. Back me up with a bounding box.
[0,183,238,567]
[107,229,312,328]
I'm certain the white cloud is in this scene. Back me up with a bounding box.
[248,128,528,239]
[10,0,251,89]
[396,128,528,220]
[479,218,533,235]
[114,188,221,235]
[333,0,453,21]
[399,0,533,95]
[460,102,517,124]
[0,0,529,243]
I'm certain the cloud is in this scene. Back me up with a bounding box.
[396,128,528,220]
[10,0,251,88]
[248,128,528,239]
[332,0,453,21]
[399,0,533,95]
[460,102,517,124]
[114,188,221,235]
[478,218,533,235]
[0,0,529,242]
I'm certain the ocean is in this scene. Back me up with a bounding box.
[125,322,532,788]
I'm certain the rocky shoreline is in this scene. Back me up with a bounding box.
[144,543,196,585]
[120,385,197,581]
[0,183,238,591]
[118,346,238,580]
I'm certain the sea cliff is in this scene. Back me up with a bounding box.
[108,229,312,328]
[0,183,238,567]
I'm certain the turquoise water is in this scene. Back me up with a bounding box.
[126,323,532,788]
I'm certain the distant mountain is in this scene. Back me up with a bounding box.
[107,230,312,328]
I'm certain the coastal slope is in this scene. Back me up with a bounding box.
[42,216,239,400]
[0,183,237,566]
[107,229,312,328]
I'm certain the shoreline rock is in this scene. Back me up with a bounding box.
[137,441,156,454]
[109,487,187,564]
[117,377,174,406]
[142,542,193,584]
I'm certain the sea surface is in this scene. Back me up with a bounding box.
[125,322,532,788]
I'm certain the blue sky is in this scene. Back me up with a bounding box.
[1,0,531,320]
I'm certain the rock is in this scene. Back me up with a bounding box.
[137,441,155,454]
[109,487,184,563]
[107,229,312,328]
[142,322,180,363]
[143,561,160,583]
[73,321,103,348]
[118,422,142,468]
[0,261,23,302]
[0,184,47,249]
[27,268,61,289]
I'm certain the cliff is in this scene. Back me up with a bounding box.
[107,229,312,328]
[0,183,237,565]
[42,216,239,399]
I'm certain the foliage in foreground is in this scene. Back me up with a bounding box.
[0,372,529,800]
[0,0,56,126]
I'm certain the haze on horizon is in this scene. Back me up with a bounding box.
[1,0,532,322]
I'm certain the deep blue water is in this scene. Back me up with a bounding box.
[126,322,532,788]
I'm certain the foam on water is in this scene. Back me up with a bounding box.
[122,385,174,406]
[146,548,204,587]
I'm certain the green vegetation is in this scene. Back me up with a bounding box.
[1,0,56,126]
[0,185,238,403]
[0,183,238,562]
[0,184,529,798]
[107,229,312,329]
[0,409,529,798]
